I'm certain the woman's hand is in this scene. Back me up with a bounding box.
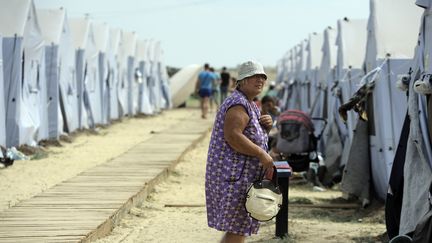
[259,115,273,132]
[258,150,274,169]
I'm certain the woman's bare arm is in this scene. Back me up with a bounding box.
[224,105,273,168]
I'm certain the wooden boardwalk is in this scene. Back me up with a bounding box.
[0,116,213,242]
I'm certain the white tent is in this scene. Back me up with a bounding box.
[333,18,368,184]
[394,0,432,235]
[298,39,309,111]
[37,8,72,139]
[342,0,422,201]
[106,28,121,120]
[276,50,293,111]
[335,18,367,142]
[306,32,324,115]
[153,41,171,109]
[316,26,339,183]
[38,9,79,136]
[286,43,305,110]
[170,64,201,108]
[275,58,285,84]
[135,39,154,114]
[118,31,137,117]
[93,21,110,125]
[38,9,78,135]
[365,0,421,200]
[0,35,5,147]
[147,39,163,113]
[69,17,100,129]
[319,26,338,121]
[0,0,47,147]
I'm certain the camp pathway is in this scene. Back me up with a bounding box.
[0,112,213,243]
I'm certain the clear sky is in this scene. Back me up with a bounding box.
[34,0,369,68]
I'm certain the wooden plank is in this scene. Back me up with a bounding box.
[0,117,211,242]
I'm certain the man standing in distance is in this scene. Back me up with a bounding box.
[195,63,215,119]
[220,67,231,103]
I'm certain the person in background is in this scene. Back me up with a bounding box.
[228,76,237,94]
[220,67,231,103]
[261,95,280,123]
[265,81,278,100]
[205,60,274,243]
[253,97,261,110]
[261,95,281,149]
[195,63,216,119]
[209,67,221,112]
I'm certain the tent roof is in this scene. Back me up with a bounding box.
[37,8,66,44]
[121,31,137,57]
[307,32,324,69]
[136,39,148,61]
[0,0,37,37]
[369,0,423,59]
[336,18,367,69]
[109,28,121,55]
[92,21,109,53]
[301,39,308,71]
[323,27,337,67]
[68,17,91,49]
[153,41,162,61]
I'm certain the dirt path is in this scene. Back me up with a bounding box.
[95,132,387,243]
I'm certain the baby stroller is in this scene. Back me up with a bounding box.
[273,110,327,184]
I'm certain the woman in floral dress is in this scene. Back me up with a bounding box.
[205,60,274,243]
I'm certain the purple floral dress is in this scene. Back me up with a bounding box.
[205,89,268,236]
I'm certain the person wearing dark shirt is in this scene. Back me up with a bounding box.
[220,67,231,103]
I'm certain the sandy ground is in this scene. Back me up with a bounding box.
[94,131,387,243]
[0,101,387,242]
[0,108,206,212]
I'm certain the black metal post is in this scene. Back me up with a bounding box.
[275,177,289,238]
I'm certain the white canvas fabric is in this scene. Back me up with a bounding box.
[69,17,100,129]
[335,18,367,168]
[106,28,121,120]
[118,31,137,117]
[399,7,432,235]
[336,18,367,73]
[336,19,367,142]
[93,21,110,125]
[317,27,337,153]
[306,32,324,114]
[319,27,337,88]
[366,0,421,200]
[147,39,162,113]
[170,64,201,108]
[150,41,164,110]
[152,41,171,109]
[56,12,78,133]
[0,0,47,146]
[37,8,68,139]
[0,35,5,146]
[136,39,154,114]
[365,0,423,70]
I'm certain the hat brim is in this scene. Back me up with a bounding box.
[237,72,268,81]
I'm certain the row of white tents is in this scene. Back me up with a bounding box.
[0,0,172,148]
[276,0,432,238]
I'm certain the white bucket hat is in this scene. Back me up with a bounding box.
[237,60,267,81]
